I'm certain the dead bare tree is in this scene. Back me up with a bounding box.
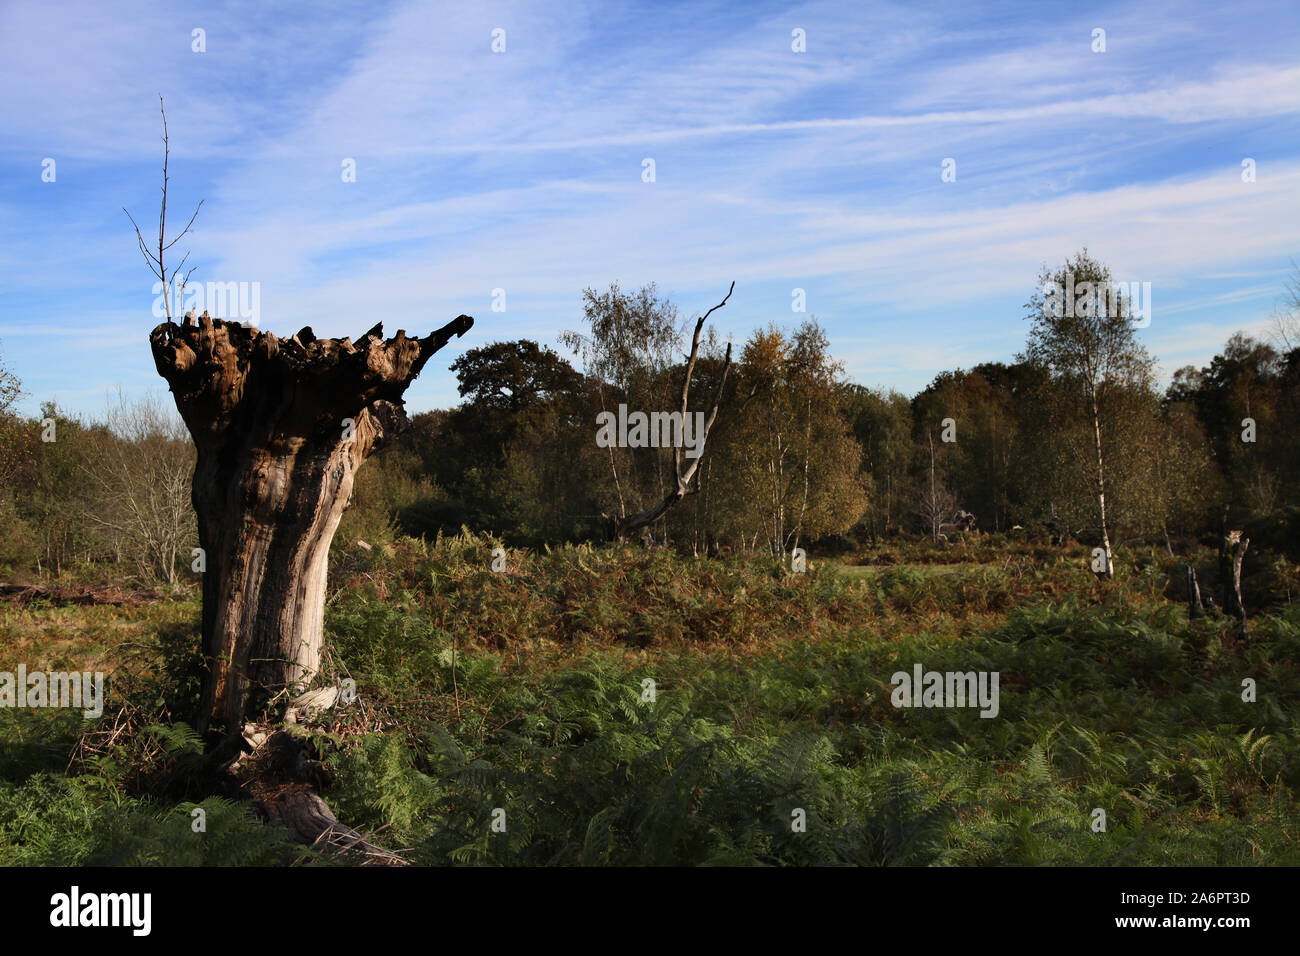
[123,107,472,865]
[129,109,474,733]
[77,392,195,584]
[1266,258,1300,351]
[606,282,735,541]
[918,428,960,542]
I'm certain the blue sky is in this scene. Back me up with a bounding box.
[1,0,1298,418]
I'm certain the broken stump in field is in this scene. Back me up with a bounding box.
[1186,565,1204,620]
[1219,531,1250,634]
[150,310,473,733]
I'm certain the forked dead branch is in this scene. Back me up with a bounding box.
[606,281,736,541]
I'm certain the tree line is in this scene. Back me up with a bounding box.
[2,249,1297,582]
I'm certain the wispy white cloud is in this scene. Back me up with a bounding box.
[2,0,1298,414]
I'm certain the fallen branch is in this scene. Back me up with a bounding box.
[0,583,159,608]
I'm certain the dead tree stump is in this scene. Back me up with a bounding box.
[1186,564,1203,620]
[151,311,473,732]
[1219,531,1250,634]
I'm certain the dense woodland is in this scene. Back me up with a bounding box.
[2,251,1297,583]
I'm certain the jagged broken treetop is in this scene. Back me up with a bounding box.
[150,311,474,440]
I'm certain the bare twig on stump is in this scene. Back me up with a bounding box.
[123,96,204,323]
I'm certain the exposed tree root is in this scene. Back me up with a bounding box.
[261,785,408,866]
[220,727,409,866]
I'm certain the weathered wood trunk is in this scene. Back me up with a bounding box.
[151,311,472,732]
[1186,564,1203,620]
[1219,531,1250,632]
